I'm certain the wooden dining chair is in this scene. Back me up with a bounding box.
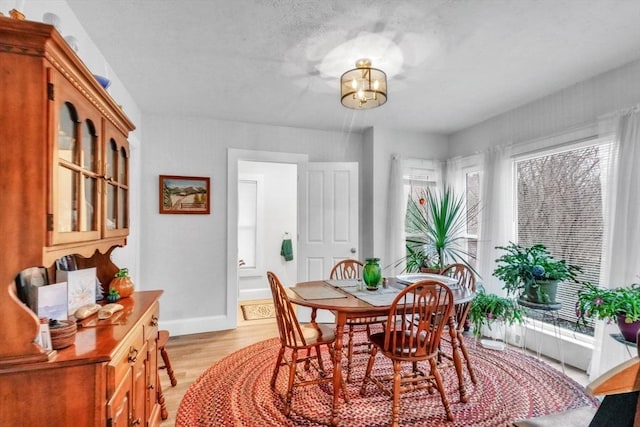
[438,263,478,385]
[330,259,385,382]
[267,271,347,417]
[360,280,455,425]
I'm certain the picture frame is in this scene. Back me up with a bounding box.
[15,266,49,313]
[159,175,211,214]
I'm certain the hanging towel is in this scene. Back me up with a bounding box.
[280,238,294,261]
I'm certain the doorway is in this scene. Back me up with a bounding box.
[226,148,308,327]
[237,160,297,301]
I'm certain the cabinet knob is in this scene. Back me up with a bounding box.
[151,315,159,326]
[147,384,155,390]
[130,418,141,426]
[128,347,138,363]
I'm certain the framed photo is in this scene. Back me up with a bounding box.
[57,267,97,314]
[159,175,211,214]
[15,266,49,313]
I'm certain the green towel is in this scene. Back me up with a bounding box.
[280,238,293,261]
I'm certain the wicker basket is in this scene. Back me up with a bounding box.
[49,320,77,350]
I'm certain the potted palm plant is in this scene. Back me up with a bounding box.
[405,187,479,274]
[493,242,580,304]
[576,282,640,343]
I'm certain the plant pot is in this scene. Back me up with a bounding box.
[616,314,640,343]
[478,319,507,351]
[524,279,559,304]
[420,267,442,274]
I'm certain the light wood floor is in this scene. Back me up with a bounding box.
[158,322,588,426]
[159,321,280,426]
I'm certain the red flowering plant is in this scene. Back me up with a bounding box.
[468,289,524,337]
[576,282,640,326]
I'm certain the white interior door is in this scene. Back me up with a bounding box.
[298,162,359,282]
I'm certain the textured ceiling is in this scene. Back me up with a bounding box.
[66,0,640,134]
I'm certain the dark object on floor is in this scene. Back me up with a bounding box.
[589,391,639,427]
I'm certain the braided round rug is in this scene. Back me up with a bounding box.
[176,332,598,426]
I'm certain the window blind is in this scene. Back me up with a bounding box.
[515,142,611,333]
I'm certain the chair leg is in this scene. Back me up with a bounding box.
[346,325,355,382]
[391,361,402,427]
[430,358,455,422]
[359,346,377,396]
[158,372,169,420]
[315,344,326,375]
[271,347,285,388]
[284,349,298,416]
[457,331,477,384]
[160,345,178,387]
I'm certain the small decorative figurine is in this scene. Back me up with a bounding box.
[106,287,120,303]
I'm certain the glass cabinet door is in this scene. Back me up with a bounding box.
[50,88,102,245]
[103,123,129,238]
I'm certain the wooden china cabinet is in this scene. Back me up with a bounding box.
[0,17,162,427]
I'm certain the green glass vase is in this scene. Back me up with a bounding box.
[363,258,382,290]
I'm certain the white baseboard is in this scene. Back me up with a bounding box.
[159,314,235,337]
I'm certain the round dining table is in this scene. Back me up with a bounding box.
[287,276,475,426]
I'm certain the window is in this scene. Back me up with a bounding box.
[515,140,611,333]
[238,174,264,276]
[402,163,441,271]
[403,164,441,239]
[465,171,480,269]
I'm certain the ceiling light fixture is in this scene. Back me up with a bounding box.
[340,58,387,109]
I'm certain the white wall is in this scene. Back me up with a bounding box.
[140,115,366,335]
[449,58,640,155]
[237,161,297,300]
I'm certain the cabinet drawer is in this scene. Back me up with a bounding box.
[108,324,144,395]
[143,301,160,341]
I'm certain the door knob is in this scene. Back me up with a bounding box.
[350,248,357,254]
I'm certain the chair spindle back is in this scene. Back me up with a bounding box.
[384,281,453,359]
[441,263,476,327]
[268,271,307,348]
[330,259,363,280]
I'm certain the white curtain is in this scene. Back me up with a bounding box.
[602,107,640,286]
[444,156,463,192]
[477,145,514,294]
[590,107,640,379]
[386,155,406,275]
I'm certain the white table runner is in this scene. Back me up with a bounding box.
[291,286,347,300]
[341,286,405,306]
[324,279,359,289]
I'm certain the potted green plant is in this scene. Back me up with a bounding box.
[404,243,441,273]
[468,290,525,337]
[576,282,640,342]
[493,242,580,304]
[405,187,479,274]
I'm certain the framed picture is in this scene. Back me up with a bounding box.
[159,175,211,214]
[15,266,49,313]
